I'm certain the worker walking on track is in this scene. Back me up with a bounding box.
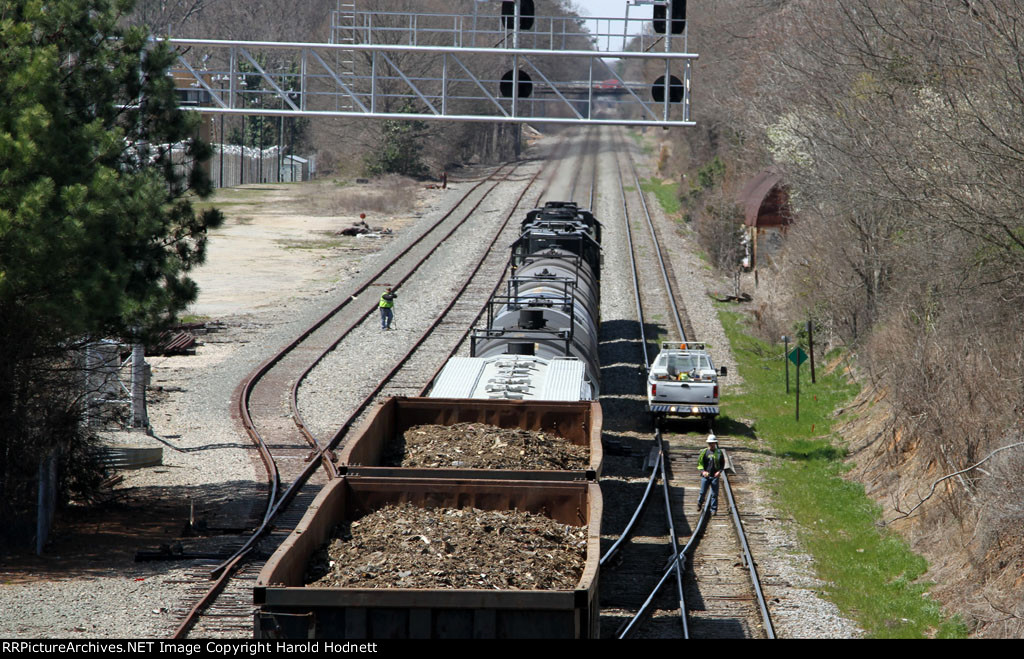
[697,434,724,515]
[379,287,397,330]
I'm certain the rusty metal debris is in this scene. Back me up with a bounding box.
[149,330,197,356]
[305,503,586,590]
[384,422,589,470]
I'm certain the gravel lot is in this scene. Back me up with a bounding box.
[0,130,861,639]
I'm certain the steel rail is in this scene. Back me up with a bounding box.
[621,140,685,340]
[658,428,688,636]
[618,499,712,638]
[630,135,775,637]
[723,471,776,638]
[600,127,657,567]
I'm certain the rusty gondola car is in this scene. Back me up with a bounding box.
[337,396,603,481]
[254,477,602,639]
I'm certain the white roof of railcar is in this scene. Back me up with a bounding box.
[429,356,591,401]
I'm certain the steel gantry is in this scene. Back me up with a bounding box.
[167,1,696,127]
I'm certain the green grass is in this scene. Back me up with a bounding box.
[641,178,681,216]
[627,130,654,156]
[717,309,968,639]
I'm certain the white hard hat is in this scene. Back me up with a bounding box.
[707,434,718,443]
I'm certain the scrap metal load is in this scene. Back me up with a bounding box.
[256,397,603,639]
[431,201,602,401]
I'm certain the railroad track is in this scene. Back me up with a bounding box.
[170,130,604,638]
[598,127,774,639]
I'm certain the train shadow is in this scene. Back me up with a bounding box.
[598,393,651,432]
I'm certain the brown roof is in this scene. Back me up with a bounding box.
[738,169,791,228]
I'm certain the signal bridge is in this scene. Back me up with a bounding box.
[169,1,696,128]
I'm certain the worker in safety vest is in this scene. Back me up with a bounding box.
[697,434,724,515]
[379,287,397,330]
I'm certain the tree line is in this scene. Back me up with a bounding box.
[674,0,1024,636]
[0,0,224,539]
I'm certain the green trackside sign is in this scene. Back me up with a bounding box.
[789,346,808,421]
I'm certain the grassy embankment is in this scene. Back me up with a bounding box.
[716,309,968,639]
[640,178,681,216]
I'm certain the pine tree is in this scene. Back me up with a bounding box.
[0,0,224,531]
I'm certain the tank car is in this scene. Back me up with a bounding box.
[430,201,602,401]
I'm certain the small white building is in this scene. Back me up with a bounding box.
[280,155,309,182]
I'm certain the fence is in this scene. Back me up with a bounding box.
[171,145,313,189]
[207,145,313,188]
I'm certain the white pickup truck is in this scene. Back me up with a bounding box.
[647,341,727,426]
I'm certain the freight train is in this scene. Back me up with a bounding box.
[430,200,602,401]
[254,200,605,639]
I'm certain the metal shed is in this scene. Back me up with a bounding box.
[738,168,793,270]
[280,155,309,182]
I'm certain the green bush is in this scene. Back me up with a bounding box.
[364,105,429,178]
